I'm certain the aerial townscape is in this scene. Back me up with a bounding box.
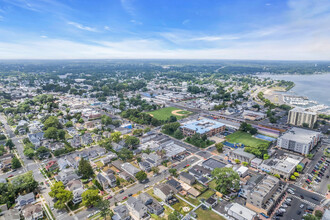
[0,1,329,220]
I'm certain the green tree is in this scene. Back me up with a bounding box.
[58,129,66,140]
[124,136,140,148]
[249,128,258,135]
[173,129,184,139]
[78,158,94,179]
[144,127,151,133]
[168,210,181,220]
[263,154,269,160]
[49,181,73,209]
[302,123,309,128]
[296,165,303,173]
[44,116,61,129]
[5,139,14,150]
[44,127,58,140]
[24,148,35,159]
[234,159,240,164]
[151,167,160,175]
[169,168,177,177]
[274,174,280,179]
[242,161,249,167]
[215,142,224,153]
[294,172,299,177]
[133,129,143,136]
[97,199,111,220]
[82,189,101,207]
[117,148,133,161]
[303,214,318,220]
[314,210,323,219]
[290,175,296,180]
[212,167,240,195]
[12,171,38,194]
[135,171,147,182]
[65,121,73,127]
[11,156,22,169]
[111,131,121,143]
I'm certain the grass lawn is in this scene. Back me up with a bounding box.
[184,195,201,206]
[172,197,193,215]
[198,189,215,200]
[146,189,163,202]
[195,207,226,220]
[95,161,103,168]
[193,183,207,192]
[225,131,270,146]
[147,107,191,120]
[208,179,217,190]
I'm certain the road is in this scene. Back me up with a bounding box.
[0,114,73,220]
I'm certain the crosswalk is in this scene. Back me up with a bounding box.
[291,195,317,207]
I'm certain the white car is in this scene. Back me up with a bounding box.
[144,184,149,188]
[300,204,305,209]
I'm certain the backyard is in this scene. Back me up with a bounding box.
[195,206,226,220]
[225,131,270,146]
[172,197,193,215]
[147,107,191,121]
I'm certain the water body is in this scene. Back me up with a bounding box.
[259,74,330,106]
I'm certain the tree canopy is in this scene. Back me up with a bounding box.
[212,167,240,195]
[49,181,73,209]
[78,158,94,179]
[82,189,101,207]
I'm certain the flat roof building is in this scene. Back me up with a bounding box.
[287,107,317,129]
[227,203,257,220]
[181,118,225,137]
[202,158,226,170]
[229,148,256,163]
[277,127,321,154]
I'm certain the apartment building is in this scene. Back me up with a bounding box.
[287,107,317,128]
[246,175,286,216]
[277,127,321,155]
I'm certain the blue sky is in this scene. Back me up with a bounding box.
[0,0,329,60]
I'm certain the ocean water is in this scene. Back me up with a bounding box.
[258,73,330,106]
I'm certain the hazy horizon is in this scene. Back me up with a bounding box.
[0,0,329,60]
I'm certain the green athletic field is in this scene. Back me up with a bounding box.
[147,107,191,121]
[225,131,270,146]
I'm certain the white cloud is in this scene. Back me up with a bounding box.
[0,36,328,60]
[40,35,48,38]
[121,0,136,17]
[182,19,190,25]
[130,19,142,25]
[104,26,110,31]
[67,21,97,32]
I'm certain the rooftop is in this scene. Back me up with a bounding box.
[202,158,226,170]
[279,127,320,144]
[181,118,225,134]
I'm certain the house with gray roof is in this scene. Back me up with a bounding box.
[153,184,174,202]
[229,148,256,163]
[112,205,131,220]
[121,163,141,177]
[179,172,196,185]
[126,197,150,220]
[202,158,226,170]
[139,161,151,172]
[15,192,35,209]
[138,193,164,215]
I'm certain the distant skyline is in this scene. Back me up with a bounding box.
[0,0,329,60]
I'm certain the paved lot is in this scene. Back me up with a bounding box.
[280,197,309,220]
[196,151,212,159]
[289,184,323,206]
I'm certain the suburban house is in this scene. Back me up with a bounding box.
[21,203,43,220]
[138,193,164,215]
[179,172,196,185]
[56,168,79,185]
[112,205,131,220]
[205,197,218,208]
[96,173,117,189]
[27,132,44,148]
[139,162,151,172]
[121,163,141,177]
[45,160,58,172]
[153,184,174,202]
[126,197,150,220]
[15,192,35,209]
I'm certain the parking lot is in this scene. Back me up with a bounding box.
[304,154,330,194]
[276,197,312,220]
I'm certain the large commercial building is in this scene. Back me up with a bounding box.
[287,107,317,128]
[277,127,321,155]
[180,118,225,137]
[246,175,286,216]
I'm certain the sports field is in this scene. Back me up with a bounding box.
[147,107,191,120]
[225,131,270,146]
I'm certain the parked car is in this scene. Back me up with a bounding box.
[122,196,127,200]
[300,204,305,209]
[119,189,124,194]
